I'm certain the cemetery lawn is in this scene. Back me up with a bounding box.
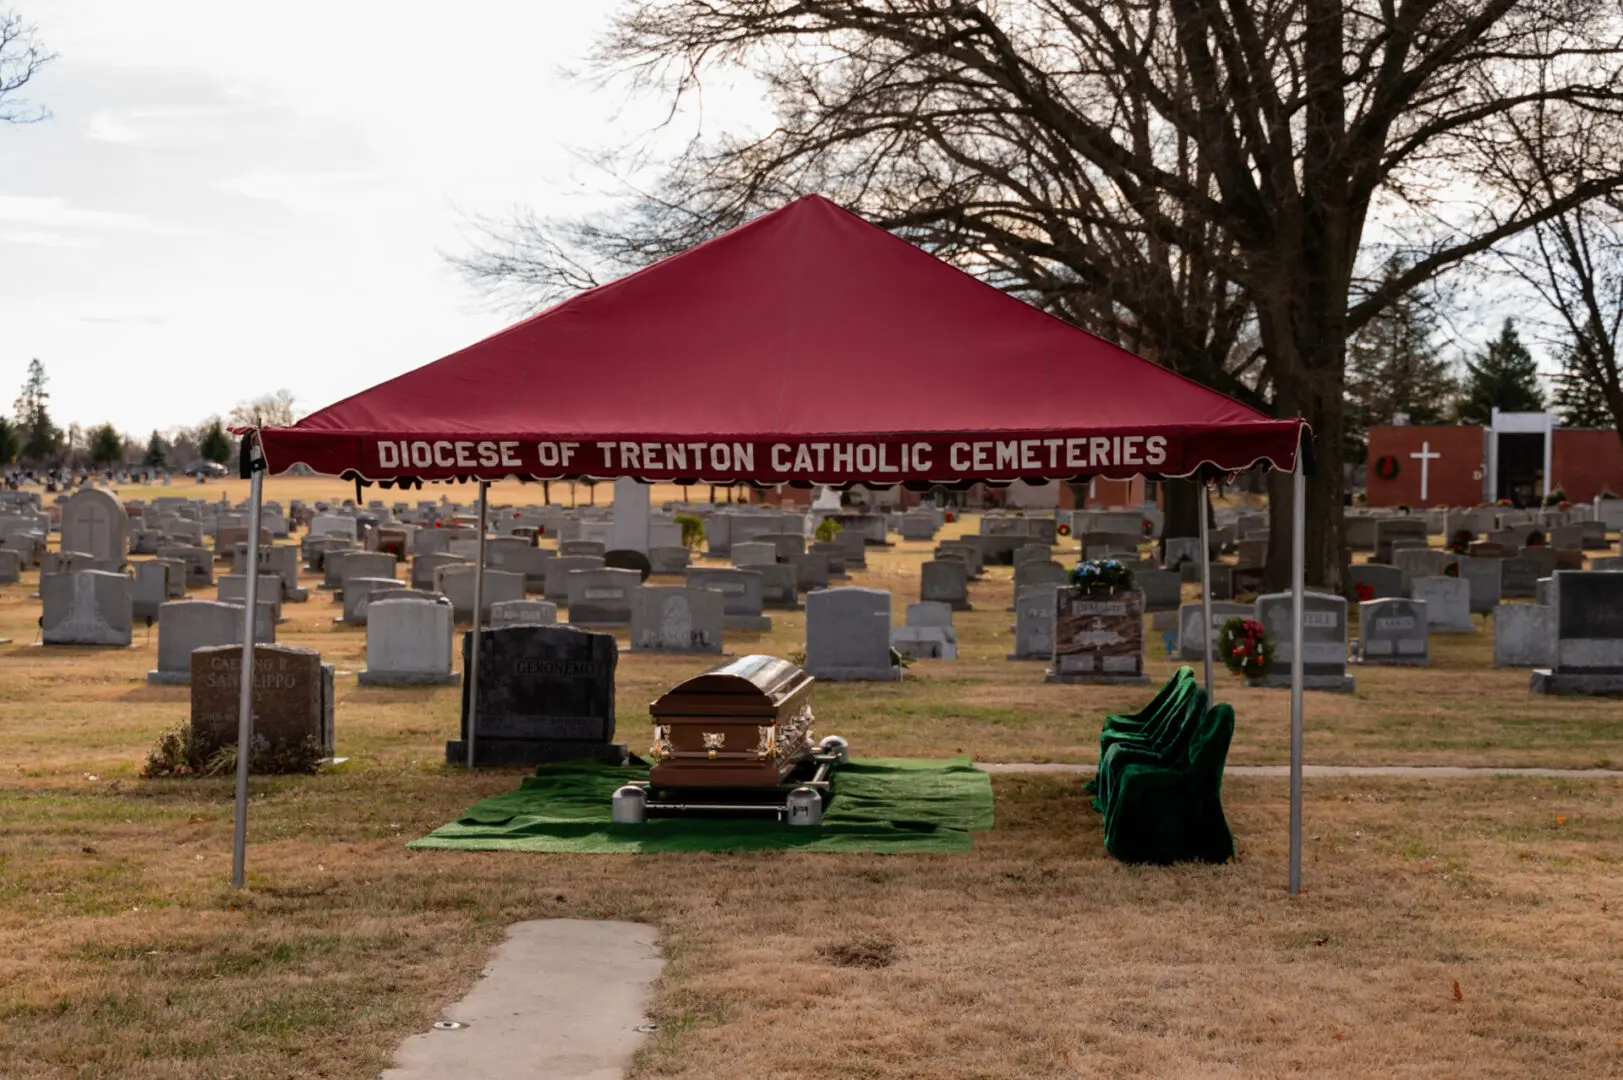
[2,494,1621,1076]
[4,767,1623,1078]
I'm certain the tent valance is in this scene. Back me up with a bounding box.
[258,195,1304,485]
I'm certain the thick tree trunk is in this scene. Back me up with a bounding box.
[1158,478,1204,561]
[1264,371,1347,593]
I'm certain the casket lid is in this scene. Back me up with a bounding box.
[650,654,814,718]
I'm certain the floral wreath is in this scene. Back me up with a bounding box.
[1069,558,1135,592]
[1373,455,1401,481]
[1057,522,1072,537]
[1354,581,1374,602]
[1217,617,1274,679]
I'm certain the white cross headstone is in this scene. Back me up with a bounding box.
[1409,441,1441,503]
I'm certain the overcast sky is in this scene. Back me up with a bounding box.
[1,1,744,436]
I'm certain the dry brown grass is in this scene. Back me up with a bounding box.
[5,772,1623,1079]
[1,505,1621,1077]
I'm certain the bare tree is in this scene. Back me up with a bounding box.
[228,389,299,429]
[0,8,54,125]
[459,0,1623,587]
[1485,102,1623,452]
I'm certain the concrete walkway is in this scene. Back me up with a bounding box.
[978,762,1623,779]
[381,919,663,1080]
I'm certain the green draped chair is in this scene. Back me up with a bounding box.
[1092,684,1207,813]
[1100,702,1235,865]
[1084,667,1198,795]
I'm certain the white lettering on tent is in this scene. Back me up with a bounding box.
[1122,435,1144,466]
[732,443,753,472]
[950,443,970,470]
[1066,439,1086,469]
[378,442,400,469]
[832,444,853,473]
[458,442,478,468]
[500,442,521,466]
[711,443,731,471]
[1044,438,1063,468]
[641,442,661,470]
[793,444,814,471]
[410,442,432,469]
[1089,438,1110,468]
[878,444,894,471]
[855,444,877,472]
[914,442,932,470]
[1145,436,1167,467]
[432,441,454,468]
[478,442,499,467]
[995,441,1019,471]
[620,442,642,469]
[1021,440,1041,470]
[972,443,990,470]
[772,444,792,471]
[537,443,560,467]
[596,442,616,468]
[665,443,687,471]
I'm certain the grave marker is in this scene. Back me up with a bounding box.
[451,625,622,764]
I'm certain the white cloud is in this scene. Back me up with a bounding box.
[86,105,231,145]
[2,230,99,248]
[0,195,170,233]
[217,169,407,214]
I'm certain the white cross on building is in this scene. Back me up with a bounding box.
[1410,441,1441,503]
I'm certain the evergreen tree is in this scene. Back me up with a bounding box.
[1549,320,1620,430]
[0,417,19,467]
[197,418,232,464]
[143,430,168,468]
[1455,319,1546,425]
[1343,273,1457,462]
[13,358,59,465]
[88,424,123,467]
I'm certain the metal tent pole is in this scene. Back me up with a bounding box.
[1198,481,1214,697]
[230,436,266,888]
[466,480,489,768]
[1288,439,1307,896]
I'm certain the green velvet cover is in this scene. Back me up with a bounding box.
[1083,667,1197,795]
[409,757,994,854]
[1101,703,1235,865]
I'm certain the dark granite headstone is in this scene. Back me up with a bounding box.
[449,624,623,765]
[1229,565,1265,597]
[603,548,653,581]
[190,644,331,757]
[1501,556,1543,598]
[1556,573,1623,659]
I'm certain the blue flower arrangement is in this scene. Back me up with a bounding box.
[1069,558,1135,593]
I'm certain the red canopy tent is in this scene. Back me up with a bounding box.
[232,195,1313,893]
[258,195,1301,486]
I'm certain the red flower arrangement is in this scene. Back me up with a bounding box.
[1057,522,1072,537]
[1355,581,1374,602]
[1217,617,1275,680]
[944,511,955,523]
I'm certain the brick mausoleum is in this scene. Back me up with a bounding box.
[1367,410,1623,508]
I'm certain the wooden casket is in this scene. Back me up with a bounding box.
[648,655,816,788]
